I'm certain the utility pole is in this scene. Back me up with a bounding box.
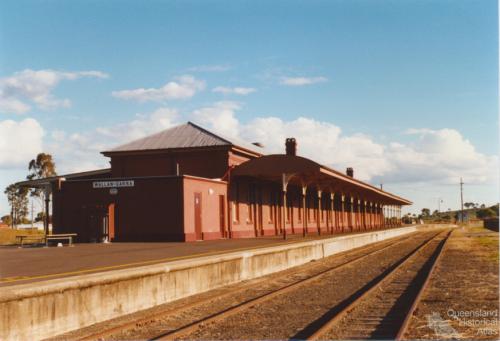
[31,199,34,229]
[460,178,464,224]
[437,197,443,214]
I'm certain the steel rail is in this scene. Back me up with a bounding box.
[149,231,439,341]
[306,229,450,341]
[395,228,453,340]
[77,232,416,341]
[77,233,422,341]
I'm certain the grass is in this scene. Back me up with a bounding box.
[468,226,500,263]
[0,228,44,245]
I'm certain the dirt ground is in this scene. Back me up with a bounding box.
[404,226,499,340]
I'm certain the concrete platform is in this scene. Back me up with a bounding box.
[0,229,409,287]
[0,226,425,340]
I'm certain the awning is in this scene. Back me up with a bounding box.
[15,168,111,188]
[232,154,411,205]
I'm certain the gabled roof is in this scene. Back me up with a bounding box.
[102,121,264,156]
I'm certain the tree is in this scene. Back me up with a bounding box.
[1,215,12,226]
[35,211,45,222]
[27,153,57,187]
[491,204,499,216]
[4,184,29,227]
[432,209,439,216]
[27,153,57,233]
[464,202,475,209]
[476,208,497,219]
[421,208,431,217]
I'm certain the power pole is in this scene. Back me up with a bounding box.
[460,178,464,224]
[31,199,34,229]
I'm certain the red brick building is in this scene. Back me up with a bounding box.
[18,122,411,242]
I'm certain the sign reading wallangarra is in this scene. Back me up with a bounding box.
[93,180,135,188]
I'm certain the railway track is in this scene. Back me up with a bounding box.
[307,229,452,340]
[75,231,422,341]
[72,229,451,341]
[147,230,444,340]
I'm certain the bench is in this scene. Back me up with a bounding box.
[15,235,46,247]
[45,233,77,247]
[16,233,78,247]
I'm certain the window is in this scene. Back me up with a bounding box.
[247,203,253,223]
[247,184,254,223]
[233,182,240,223]
[232,202,237,222]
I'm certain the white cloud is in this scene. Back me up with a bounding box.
[8,100,494,213]
[0,118,44,168]
[188,105,497,187]
[212,86,256,95]
[96,107,179,143]
[112,75,205,102]
[241,117,390,181]
[191,101,241,139]
[0,69,109,114]
[280,76,328,86]
[187,65,231,72]
[378,128,499,185]
[44,107,180,174]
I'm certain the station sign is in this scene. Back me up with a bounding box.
[93,180,135,188]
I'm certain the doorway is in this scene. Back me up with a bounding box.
[85,203,115,242]
[194,192,202,240]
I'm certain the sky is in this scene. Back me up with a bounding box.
[0,0,498,216]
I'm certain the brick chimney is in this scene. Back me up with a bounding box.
[346,167,354,177]
[285,138,297,156]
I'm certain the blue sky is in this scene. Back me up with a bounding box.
[0,0,498,216]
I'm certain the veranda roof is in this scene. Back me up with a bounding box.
[232,154,411,205]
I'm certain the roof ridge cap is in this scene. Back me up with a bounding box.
[187,121,232,145]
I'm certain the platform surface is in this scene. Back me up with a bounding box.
[0,228,410,287]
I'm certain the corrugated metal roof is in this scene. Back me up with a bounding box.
[102,122,265,155]
[16,168,111,188]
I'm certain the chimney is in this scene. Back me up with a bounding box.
[285,138,297,156]
[346,167,354,177]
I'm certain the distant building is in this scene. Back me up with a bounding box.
[17,122,411,242]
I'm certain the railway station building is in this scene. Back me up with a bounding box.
[18,122,411,242]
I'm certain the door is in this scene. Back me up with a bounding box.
[194,192,202,240]
[108,203,115,241]
[219,195,225,238]
[87,205,108,242]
